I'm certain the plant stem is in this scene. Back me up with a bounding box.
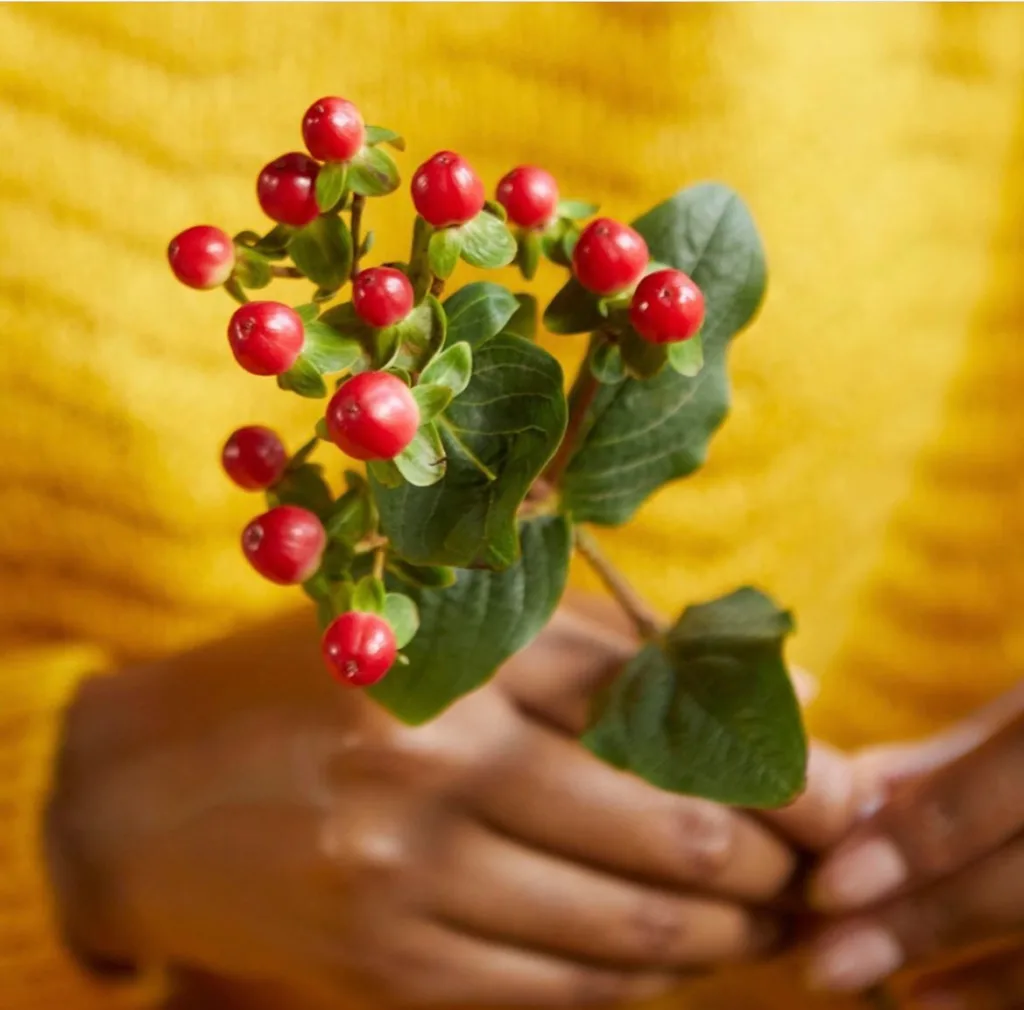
[350,194,366,280]
[574,527,665,641]
[372,544,386,581]
[544,361,599,488]
[270,265,304,279]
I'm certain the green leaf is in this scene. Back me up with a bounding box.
[288,215,353,292]
[232,246,272,289]
[369,516,571,723]
[557,199,599,221]
[347,145,400,197]
[428,227,463,280]
[358,230,375,259]
[542,277,604,335]
[267,463,333,519]
[458,211,517,269]
[382,593,419,648]
[324,489,374,543]
[583,588,807,807]
[388,294,447,373]
[315,417,330,440]
[504,293,538,341]
[277,357,328,399]
[484,199,508,223]
[352,575,386,614]
[237,224,293,260]
[315,162,349,213]
[618,326,669,379]
[411,383,453,423]
[590,339,626,384]
[364,126,406,151]
[443,282,518,348]
[394,422,446,487]
[418,341,472,397]
[560,183,767,525]
[367,458,402,488]
[318,301,373,338]
[668,332,704,377]
[302,320,364,375]
[370,336,566,568]
[294,303,320,325]
[517,230,542,281]
[386,558,456,590]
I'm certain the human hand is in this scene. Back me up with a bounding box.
[45,595,848,1008]
[804,682,1024,996]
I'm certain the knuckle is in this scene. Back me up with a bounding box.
[673,801,735,878]
[889,790,964,876]
[566,967,634,1006]
[624,895,686,962]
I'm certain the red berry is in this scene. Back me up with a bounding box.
[352,267,414,328]
[241,505,325,585]
[257,152,320,227]
[167,225,235,290]
[411,151,485,228]
[496,166,559,230]
[302,96,366,163]
[629,269,706,345]
[221,426,288,491]
[572,218,649,296]
[322,611,397,687]
[227,302,305,376]
[326,372,419,462]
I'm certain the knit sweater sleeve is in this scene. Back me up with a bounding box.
[0,644,162,1010]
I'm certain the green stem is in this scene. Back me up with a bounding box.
[574,527,664,641]
[543,350,599,488]
[270,265,304,279]
[350,194,366,280]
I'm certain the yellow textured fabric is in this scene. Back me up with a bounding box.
[0,4,1021,1009]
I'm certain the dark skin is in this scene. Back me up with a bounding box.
[45,593,856,1009]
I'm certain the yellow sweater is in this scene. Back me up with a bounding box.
[0,4,1021,1008]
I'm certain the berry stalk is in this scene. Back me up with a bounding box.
[543,345,600,489]
[350,194,366,280]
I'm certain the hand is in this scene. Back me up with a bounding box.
[804,682,1024,995]
[46,596,848,1009]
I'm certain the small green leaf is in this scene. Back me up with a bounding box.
[667,332,704,377]
[443,282,518,348]
[618,326,669,379]
[267,462,333,519]
[542,278,603,335]
[358,230,375,259]
[394,422,446,487]
[319,301,373,338]
[315,417,330,440]
[369,516,571,723]
[408,214,433,302]
[583,588,807,807]
[364,126,406,151]
[237,224,293,260]
[411,383,453,423]
[325,489,373,543]
[315,162,349,213]
[352,575,386,614]
[557,199,599,220]
[484,199,508,223]
[540,218,574,267]
[294,303,320,325]
[302,320,364,374]
[386,558,456,590]
[458,210,517,269]
[232,246,273,289]
[388,294,447,372]
[505,293,538,341]
[288,215,353,292]
[277,357,328,398]
[367,458,403,488]
[383,593,419,648]
[428,227,463,280]
[347,145,400,197]
[517,230,542,281]
[419,341,472,397]
[590,339,626,384]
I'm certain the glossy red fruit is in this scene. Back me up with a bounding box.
[221,426,288,491]
[167,225,235,290]
[326,372,419,461]
[496,166,559,230]
[241,505,325,585]
[257,152,320,227]
[302,96,366,162]
[572,218,649,296]
[411,151,485,228]
[352,267,414,328]
[629,269,706,345]
[227,302,305,376]
[322,611,397,687]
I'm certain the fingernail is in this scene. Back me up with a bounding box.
[807,924,903,992]
[811,836,907,911]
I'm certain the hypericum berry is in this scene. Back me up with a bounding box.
[257,152,320,227]
[302,96,366,163]
[221,426,288,491]
[352,267,414,328]
[496,166,559,230]
[571,217,649,296]
[167,225,235,290]
[629,269,706,345]
[411,151,485,228]
[326,372,420,462]
[322,611,397,687]
[227,302,305,376]
[241,505,325,586]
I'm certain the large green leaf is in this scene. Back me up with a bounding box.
[370,336,566,568]
[369,516,571,723]
[288,215,353,292]
[583,587,807,807]
[443,282,519,347]
[560,184,767,525]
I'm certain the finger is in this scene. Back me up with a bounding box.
[432,819,777,970]
[910,942,1024,1010]
[807,835,1024,993]
[476,719,796,902]
[809,715,1024,913]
